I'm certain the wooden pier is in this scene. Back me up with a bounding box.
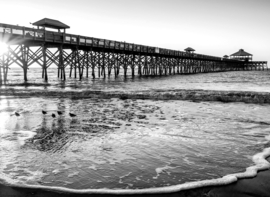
[0,20,268,85]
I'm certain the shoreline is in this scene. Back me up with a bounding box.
[0,149,269,197]
[1,169,270,197]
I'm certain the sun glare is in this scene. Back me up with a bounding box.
[0,42,8,55]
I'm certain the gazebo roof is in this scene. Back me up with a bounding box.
[185,47,195,52]
[223,55,229,58]
[230,49,252,57]
[32,18,70,29]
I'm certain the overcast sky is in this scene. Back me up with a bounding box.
[0,0,269,63]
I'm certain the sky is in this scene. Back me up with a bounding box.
[0,0,269,63]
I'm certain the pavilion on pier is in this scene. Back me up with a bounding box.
[230,49,253,61]
[184,47,195,54]
[32,18,70,33]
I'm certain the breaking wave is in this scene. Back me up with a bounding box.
[1,88,270,104]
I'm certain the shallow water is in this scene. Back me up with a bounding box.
[1,96,270,189]
[3,67,270,92]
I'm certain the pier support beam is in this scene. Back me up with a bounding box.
[42,45,48,81]
[0,41,267,82]
[59,45,66,80]
[21,45,30,82]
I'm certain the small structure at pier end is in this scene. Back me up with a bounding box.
[184,47,195,54]
[230,49,252,62]
[32,18,70,33]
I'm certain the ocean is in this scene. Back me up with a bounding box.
[0,66,270,194]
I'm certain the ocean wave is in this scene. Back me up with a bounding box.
[1,88,270,104]
[4,83,51,87]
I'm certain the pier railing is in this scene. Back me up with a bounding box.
[1,23,222,61]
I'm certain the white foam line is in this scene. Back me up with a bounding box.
[1,149,270,195]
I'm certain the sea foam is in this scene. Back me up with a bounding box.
[0,147,269,195]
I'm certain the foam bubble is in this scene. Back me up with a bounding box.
[52,169,61,175]
[16,130,37,146]
[88,164,97,170]
[265,135,270,141]
[67,172,79,178]
[153,165,178,179]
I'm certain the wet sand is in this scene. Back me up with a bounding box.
[1,169,270,197]
[209,169,270,197]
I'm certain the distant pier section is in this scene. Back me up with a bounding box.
[0,18,267,84]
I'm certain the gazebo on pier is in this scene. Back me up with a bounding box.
[230,49,253,61]
[32,18,70,33]
[223,55,229,59]
[184,47,195,54]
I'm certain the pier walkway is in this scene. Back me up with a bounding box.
[0,22,268,84]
